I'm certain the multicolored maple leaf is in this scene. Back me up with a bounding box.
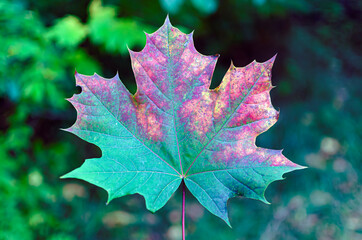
[61,16,304,226]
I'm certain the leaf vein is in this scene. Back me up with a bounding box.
[76,75,180,175]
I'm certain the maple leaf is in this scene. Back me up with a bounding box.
[61,17,305,226]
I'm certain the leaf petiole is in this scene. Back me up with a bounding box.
[182,180,186,240]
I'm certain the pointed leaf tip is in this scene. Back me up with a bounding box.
[295,164,308,170]
[59,172,71,179]
[225,220,232,228]
[164,15,171,26]
[271,53,277,62]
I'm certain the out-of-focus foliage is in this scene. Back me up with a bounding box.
[159,0,218,14]
[46,0,152,54]
[0,0,361,239]
[87,0,152,54]
[46,15,88,48]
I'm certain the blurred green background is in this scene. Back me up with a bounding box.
[0,0,361,239]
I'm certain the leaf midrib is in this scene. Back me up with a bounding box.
[165,23,184,176]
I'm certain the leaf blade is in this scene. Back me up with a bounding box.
[62,17,305,226]
[62,72,182,211]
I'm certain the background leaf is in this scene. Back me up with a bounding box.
[46,15,88,48]
[159,0,185,14]
[190,0,218,14]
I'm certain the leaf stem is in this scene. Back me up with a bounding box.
[182,180,186,240]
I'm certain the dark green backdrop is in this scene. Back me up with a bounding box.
[0,0,361,239]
